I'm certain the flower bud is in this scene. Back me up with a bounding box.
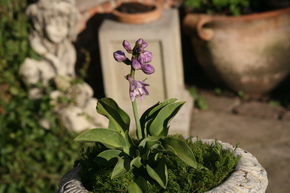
[122,40,132,53]
[132,58,142,70]
[134,38,148,53]
[142,64,155,75]
[113,50,127,62]
[136,38,144,46]
[141,41,148,49]
[138,51,152,64]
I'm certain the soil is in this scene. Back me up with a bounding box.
[115,2,156,14]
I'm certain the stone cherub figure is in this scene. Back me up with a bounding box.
[19,0,107,132]
[20,0,78,89]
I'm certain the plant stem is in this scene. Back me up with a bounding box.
[130,68,142,139]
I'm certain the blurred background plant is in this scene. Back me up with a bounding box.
[182,0,284,16]
[188,87,208,110]
[183,0,251,15]
[0,0,82,192]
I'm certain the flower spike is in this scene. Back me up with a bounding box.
[127,75,149,101]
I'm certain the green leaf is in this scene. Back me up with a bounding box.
[148,101,185,136]
[130,156,142,168]
[140,98,177,126]
[146,161,168,189]
[128,177,148,193]
[162,137,197,169]
[139,136,161,147]
[97,150,121,161]
[128,181,143,193]
[74,128,126,149]
[97,98,130,133]
[140,99,178,137]
[111,157,130,179]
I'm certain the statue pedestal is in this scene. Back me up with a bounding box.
[99,9,192,135]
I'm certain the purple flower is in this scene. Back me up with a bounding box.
[113,38,155,75]
[136,38,148,49]
[122,40,132,53]
[138,51,152,64]
[141,64,155,75]
[132,58,142,70]
[134,38,148,53]
[113,50,127,62]
[127,75,149,101]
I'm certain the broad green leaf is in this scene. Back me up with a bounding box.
[128,181,143,193]
[128,177,148,193]
[139,136,161,148]
[154,152,162,161]
[162,137,197,169]
[148,101,185,136]
[74,128,126,149]
[146,161,168,189]
[142,98,178,119]
[111,157,130,179]
[97,150,121,161]
[108,120,114,129]
[97,98,130,133]
[140,99,177,128]
[123,131,132,155]
[130,156,142,168]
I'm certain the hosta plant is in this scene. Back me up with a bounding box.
[75,38,210,192]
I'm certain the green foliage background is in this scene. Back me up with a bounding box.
[0,0,81,192]
[183,0,271,16]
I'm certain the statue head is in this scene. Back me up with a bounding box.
[27,0,79,43]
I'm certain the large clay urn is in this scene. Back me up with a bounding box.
[184,7,290,95]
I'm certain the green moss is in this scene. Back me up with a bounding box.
[79,137,240,193]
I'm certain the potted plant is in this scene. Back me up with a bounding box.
[183,0,290,96]
[111,0,164,24]
[57,38,268,193]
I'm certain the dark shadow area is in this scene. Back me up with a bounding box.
[75,13,113,98]
[179,7,226,91]
[270,76,290,109]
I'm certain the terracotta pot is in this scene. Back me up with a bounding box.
[184,7,290,95]
[57,139,268,193]
[112,0,164,24]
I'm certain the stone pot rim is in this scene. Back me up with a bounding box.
[111,0,164,24]
[57,138,268,193]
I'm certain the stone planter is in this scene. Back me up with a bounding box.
[57,139,268,193]
[183,7,290,95]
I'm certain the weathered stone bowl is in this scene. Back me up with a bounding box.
[57,139,268,193]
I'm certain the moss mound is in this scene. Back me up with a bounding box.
[79,137,240,193]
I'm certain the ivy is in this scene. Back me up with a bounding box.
[0,1,82,192]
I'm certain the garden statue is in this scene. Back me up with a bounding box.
[20,0,79,86]
[19,0,108,131]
